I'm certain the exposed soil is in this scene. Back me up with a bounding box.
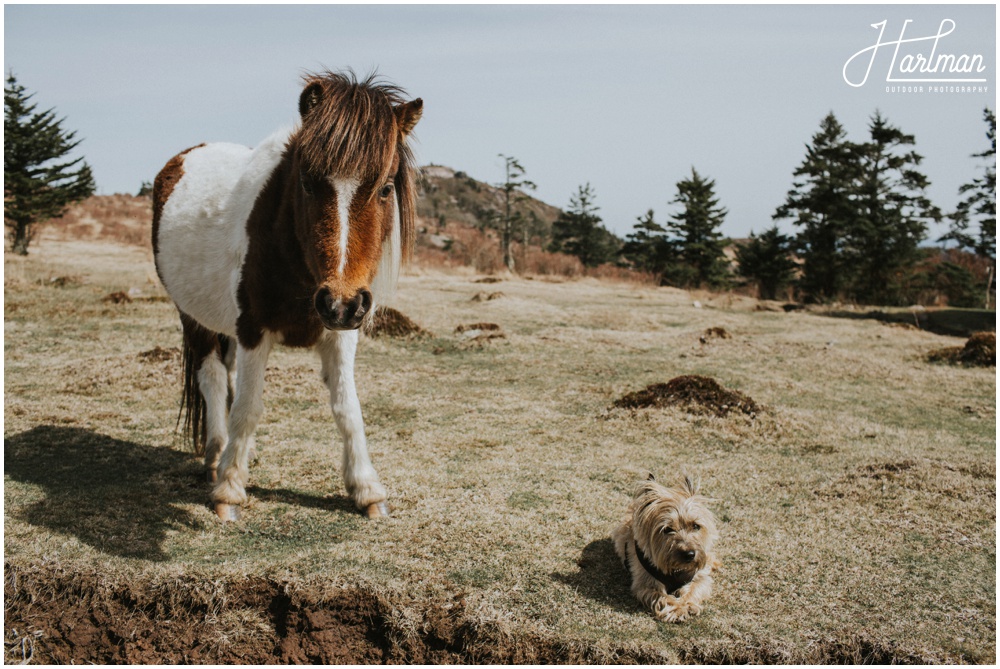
[926,331,996,367]
[700,327,731,343]
[137,346,180,362]
[367,307,429,339]
[470,291,505,302]
[472,277,503,284]
[2,562,653,664]
[613,375,760,417]
[4,561,951,664]
[102,291,133,304]
[454,322,501,334]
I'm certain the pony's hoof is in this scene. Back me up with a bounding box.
[365,502,389,519]
[215,503,241,522]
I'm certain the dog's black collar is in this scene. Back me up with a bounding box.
[629,540,692,595]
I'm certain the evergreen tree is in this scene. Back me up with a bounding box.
[664,168,729,288]
[849,111,939,305]
[4,73,95,255]
[774,112,860,302]
[941,107,995,307]
[735,225,797,300]
[549,183,620,267]
[495,154,536,272]
[621,209,675,280]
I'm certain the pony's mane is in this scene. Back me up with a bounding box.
[293,69,417,263]
[295,69,406,182]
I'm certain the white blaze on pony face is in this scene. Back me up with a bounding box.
[330,176,360,276]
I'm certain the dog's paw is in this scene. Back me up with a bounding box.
[654,598,700,623]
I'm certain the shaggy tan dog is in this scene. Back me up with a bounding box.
[612,475,719,622]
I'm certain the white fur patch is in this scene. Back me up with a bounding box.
[330,177,360,276]
[156,127,294,336]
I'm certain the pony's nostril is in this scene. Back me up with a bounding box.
[357,289,373,315]
[314,287,335,319]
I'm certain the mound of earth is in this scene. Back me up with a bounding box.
[102,291,132,304]
[473,277,503,284]
[471,291,505,302]
[614,375,760,417]
[137,346,179,362]
[367,307,428,338]
[926,331,996,367]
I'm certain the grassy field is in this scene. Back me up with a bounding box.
[4,238,996,663]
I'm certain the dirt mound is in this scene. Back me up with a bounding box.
[455,322,501,334]
[473,277,503,284]
[102,291,132,304]
[367,307,428,339]
[137,346,180,362]
[471,291,505,302]
[926,331,995,367]
[614,375,760,417]
[700,327,731,343]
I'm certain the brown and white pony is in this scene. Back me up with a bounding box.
[152,71,422,520]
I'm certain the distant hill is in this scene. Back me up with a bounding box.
[416,165,563,243]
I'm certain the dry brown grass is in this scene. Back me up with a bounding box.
[4,238,996,663]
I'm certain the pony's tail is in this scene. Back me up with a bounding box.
[178,318,208,457]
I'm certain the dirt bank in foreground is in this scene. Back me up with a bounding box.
[5,562,928,664]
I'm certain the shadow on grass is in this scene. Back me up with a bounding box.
[247,485,358,515]
[551,538,643,614]
[820,307,995,337]
[5,426,364,562]
[4,425,207,561]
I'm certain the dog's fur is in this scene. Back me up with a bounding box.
[612,474,719,622]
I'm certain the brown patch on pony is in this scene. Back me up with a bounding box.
[151,144,205,258]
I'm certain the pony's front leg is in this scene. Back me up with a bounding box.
[317,330,388,518]
[210,334,273,521]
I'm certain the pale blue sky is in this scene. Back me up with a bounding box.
[4,4,996,240]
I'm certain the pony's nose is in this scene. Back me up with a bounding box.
[314,287,373,330]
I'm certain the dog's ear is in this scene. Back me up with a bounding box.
[683,475,699,496]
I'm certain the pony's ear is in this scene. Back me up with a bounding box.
[394,98,423,136]
[299,82,324,118]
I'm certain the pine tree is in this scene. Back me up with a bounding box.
[549,183,620,267]
[774,113,860,302]
[495,154,536,272]
[735,225,797,300]
[664,168,729,288]
[621,209,675,280]
[849,111,939,305]
[941,107,995,307]
[4,73,95,255]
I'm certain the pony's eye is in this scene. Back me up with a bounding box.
[300,171,316,196]
[378,183,394,199]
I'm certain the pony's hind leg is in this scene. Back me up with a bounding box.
[211,334,273,521]
[180,314,230,480]
[317,330,388,518]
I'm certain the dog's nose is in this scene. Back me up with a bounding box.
[681,550,697,562]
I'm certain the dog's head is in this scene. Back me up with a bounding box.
[631,474,718,579]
